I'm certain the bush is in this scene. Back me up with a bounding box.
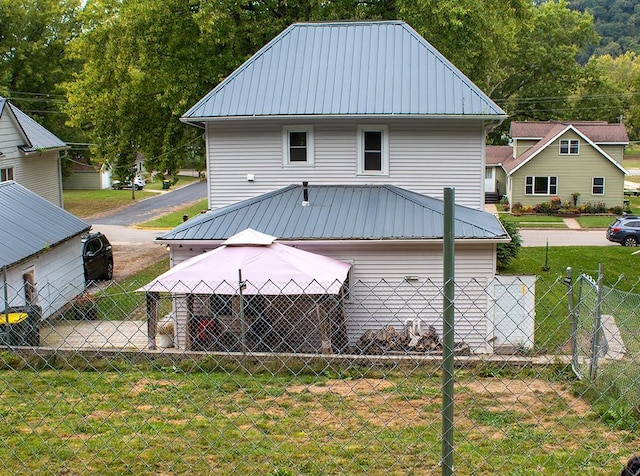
[535,201,554,215]
[497,217,521,270]
[511,202,523,214]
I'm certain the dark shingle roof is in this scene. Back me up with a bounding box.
[182,21,506,120]
[511,121,629,144]
[0,181,90,267]
[158,184,508,242]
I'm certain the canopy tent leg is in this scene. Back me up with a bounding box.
[146,292,159,350]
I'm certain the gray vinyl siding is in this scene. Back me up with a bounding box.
[3,237,85,319]
[600,144,625,164]
[514,139,538,157]
[169,240,496,352]
[206,118,486,211]
[63,170,105,190]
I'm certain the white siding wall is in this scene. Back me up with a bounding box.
[206,118,486,210]
[169,240,497,353]
[0,112,63,207]
[3,237,86,319]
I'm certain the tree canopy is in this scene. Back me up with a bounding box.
[3,0,638,177]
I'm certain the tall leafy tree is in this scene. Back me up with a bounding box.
[0,0,82,139]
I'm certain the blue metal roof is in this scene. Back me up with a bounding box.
[182,21,506,121]
[0,181,90,267]
[158,184,508,242]
[0,98,67,152]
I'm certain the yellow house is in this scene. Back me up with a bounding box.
[486,121,629,211]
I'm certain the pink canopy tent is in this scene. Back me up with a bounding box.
[140,229,352,295]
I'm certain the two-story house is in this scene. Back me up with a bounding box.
[0,97,68,207]
[152,21,527,354]
[486,121,629,211]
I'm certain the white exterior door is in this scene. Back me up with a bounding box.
[485,167,495,193]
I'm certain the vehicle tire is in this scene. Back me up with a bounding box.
[135,184,142,191]
[104,260,113,280]
[623,236,638,247]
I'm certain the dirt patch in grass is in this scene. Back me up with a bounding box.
[112,244,167,281]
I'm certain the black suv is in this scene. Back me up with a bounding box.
[606,216,640,246]
[82,232,114,282]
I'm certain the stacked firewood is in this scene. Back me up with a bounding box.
[355,323,469,355]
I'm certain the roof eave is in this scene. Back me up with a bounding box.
[156,236,510,245]
[181,113,508,122]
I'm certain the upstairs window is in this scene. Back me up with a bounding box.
[282,125,314,166]
[0,167,13,182]
[559,139,579,155]
[592,177,605,195]
[525,176,558,195]
[357,125,389,175]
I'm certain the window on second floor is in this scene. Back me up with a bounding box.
[1,167,14,182]
[357,125,389,175]
[525,176,558,195]
[592,177,605,195]
[559,139,579,155]
[282,125,314,166]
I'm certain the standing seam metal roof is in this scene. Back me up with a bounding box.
[0,98,67,152]
[0,181,90,267]
[182,21,506,120]
[157,184,508,242]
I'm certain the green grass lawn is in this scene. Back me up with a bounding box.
[63,174,201,218]
[138,198,209,229]
[0,365,634,474]
[63,189,156,218]
[143,174,200,191]
[575,215,616,228]
[500,214,567,228]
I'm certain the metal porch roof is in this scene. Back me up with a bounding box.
[0,181,90,267]
[182,21,506,121]
[158,184,508,242]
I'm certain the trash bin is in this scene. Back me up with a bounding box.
[162,180,171,190]
[0,305,41,346]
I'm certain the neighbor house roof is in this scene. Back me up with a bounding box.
[182,21,506,121]
[485,146,513,165]
[0,97,67,152]
[511,121,629,144]
[157,184,509,242]
[488,123,629,175]
[0,181,90,267]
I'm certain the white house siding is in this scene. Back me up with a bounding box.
[205,118,486,211]
[168,240,496,353]
[3,237,85,319]
[16,151,63,207]
[0,113,63,207]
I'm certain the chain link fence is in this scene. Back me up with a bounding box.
[1,273,639,474]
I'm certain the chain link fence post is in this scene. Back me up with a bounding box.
[442,187,455,476]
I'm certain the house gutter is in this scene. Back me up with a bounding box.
[155,236,512,247]
[180,113,508,128]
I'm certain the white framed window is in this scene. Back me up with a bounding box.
[559,139,579,155]
[0,167,13,182]
[282,125,314,166]
[357,125,389,175]
[592,177,605,195]
[525,176,558,195]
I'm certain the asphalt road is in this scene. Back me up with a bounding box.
[92,180,207,226]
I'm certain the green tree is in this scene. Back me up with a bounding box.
[0,0,82,141]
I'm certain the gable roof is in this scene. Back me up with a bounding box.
[0,181,90,267]
[182,21,506,121]
[511,121,629,144]
[486,145,513,165]
[0,97,67,152]
[490,124,628,175]
[157,184,509,242]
